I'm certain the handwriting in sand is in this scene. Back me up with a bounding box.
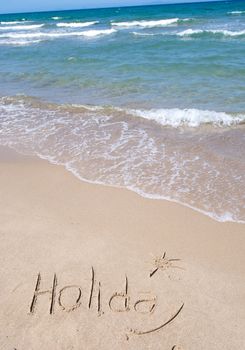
[29,252,184,341]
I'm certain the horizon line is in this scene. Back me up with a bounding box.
[0,0,228,16]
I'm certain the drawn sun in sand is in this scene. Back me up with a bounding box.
[150,252,184,278]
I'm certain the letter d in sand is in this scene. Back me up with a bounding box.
[109,275,130,312]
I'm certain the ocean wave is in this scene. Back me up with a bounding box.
[56,21,99,28]
[177,28,245,37]
[0,20,30,25]
[125,108,245,127]
[111,18,188,28]
[52,16,62,20]
[0,28,117,40]
[132,32,156,36]
[80,28,116,37]
[227,10,245,14]
[0,24,44,31]
[0,39,43,46]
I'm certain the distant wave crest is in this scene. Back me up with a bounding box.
[132,32,156,36]
[56,21,99,28]
[0,24,44,31]
[0,20,31,25]
[79,28,116,37]
[132,28,245,39]
[227,10,245,15]
[111,18,189,28]
[0,28,117,41]
[0,39,43,46]
[177,28,245,37]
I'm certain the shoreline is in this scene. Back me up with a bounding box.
[3,145,245,225]
[0,145,245,349]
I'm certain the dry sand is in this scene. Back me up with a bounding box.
[0,146,244,350]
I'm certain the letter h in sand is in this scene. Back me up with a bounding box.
[30,273,57,314]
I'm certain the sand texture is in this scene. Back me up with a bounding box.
[0,147,245,350]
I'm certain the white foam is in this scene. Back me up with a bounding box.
[1,98,244,224]
[178,28,245,37]
[212,29,245,37]
[79,28,116,37]
[0,32,50,39]
[0,20,31,25]
[111,18,181,28]
[56,21,98,28]
[228,11,245,14]
[0,28,116,40]
[52,17,62,20]
[126,108,245,127]
[132,31,156,36]
[0,24,44,30]
[177,29,202,36]
[0,39,42,46]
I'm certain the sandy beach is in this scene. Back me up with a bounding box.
[0,145,244,350]
[1,1,245,349]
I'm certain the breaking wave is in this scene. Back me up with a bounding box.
[125,108,245,127]
[227,11,245,15]
[0,20,30,25]
[0,24,44,30]
[0,39,43,46]
[177,28,245,37]
[0,28,117,40]
[111,18,190,28]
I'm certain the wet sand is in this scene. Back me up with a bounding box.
[0,146,245,350]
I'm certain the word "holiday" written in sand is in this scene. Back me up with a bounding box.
[29,252,185,340]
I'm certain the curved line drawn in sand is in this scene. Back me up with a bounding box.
[128,303,184,337]
[58,285,82,312]
[150,252,183,278]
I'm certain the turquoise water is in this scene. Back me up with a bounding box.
[0,1,244,222]
[0,0,244,110]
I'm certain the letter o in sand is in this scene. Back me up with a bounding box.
[58,285,82,312]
